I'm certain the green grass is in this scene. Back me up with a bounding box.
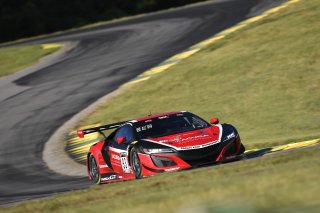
[0,45,60,78]
[2,147,319,213]
[77,0,320,148]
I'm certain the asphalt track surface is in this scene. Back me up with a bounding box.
[0,0,287,205]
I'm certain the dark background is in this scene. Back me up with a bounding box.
[0,0,205,43]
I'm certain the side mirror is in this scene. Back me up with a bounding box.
[77,130,84,138]
[116,136,126,144]
[210,118,219,125]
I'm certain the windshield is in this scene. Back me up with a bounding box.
[133,112,210,139]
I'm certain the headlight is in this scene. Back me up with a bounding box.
[143,148,174,154]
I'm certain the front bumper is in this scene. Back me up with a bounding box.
[139,136,242,176]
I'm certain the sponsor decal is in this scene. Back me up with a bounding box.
[136,124,152,132]
[180,135,210,142]
[111,154,120,160]
[180,145,201,150]
[100,165,109,168]
[223,132,236,142]
[158,116,168,119]
[180,140,220,150]
[101,174,117,181]
[165,167,180,172]
[226,132,235,140]
[159,136,180,143]
[159,134,209,144]
[145,138,221,151]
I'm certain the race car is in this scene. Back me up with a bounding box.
[77,111,245,184]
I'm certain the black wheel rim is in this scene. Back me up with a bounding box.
[132,152,141,177]
[90,157,99,183]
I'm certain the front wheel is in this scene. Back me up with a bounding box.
[129,148,143,179]
[89,155,101,184]
[239,144,245,154]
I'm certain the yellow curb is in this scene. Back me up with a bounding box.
[68,144,93,155]
[196,35,225,47]
[41,43,63,49]
[169,49,201,61]
[219,24,247,35]
[75,155,87,161]
[122,76,151,87]
[68,133,100,145]
[270,139,320,152]
[245,138,320,154]
[144,63,176,76]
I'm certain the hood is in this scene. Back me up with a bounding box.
[147,125,221,148]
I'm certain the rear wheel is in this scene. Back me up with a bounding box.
[89,155,101,184]
[130,148,142,179]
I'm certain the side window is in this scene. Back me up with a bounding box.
[110,125,135,149]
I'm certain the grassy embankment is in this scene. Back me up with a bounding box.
[77,0,320,149]
[2,148,320,213]
[0,45,60,78]
[1,0,319,212]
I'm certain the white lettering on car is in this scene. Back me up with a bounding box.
[101,175,117,181]
[165,167,180,172]
[179,140,220,150]
[159,135,209,144]
[158,116,168,119]
[111,154,120,160]
[136,124,152,132]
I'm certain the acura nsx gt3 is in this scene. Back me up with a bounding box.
[77,111,245,184]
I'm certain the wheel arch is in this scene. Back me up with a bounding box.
[87,141,105,174]
[127,145,135,166]
[127,141,142,166]
[86,152,92,178]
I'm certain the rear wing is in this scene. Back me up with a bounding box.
[77,121,129,138]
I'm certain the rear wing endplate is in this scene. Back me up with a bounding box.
[77,121,129,138]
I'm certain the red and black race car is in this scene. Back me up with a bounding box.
[77,111,245,184]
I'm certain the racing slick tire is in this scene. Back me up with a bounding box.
[239,144,245,154]
[89,155,101,184]
[129,148,143,179]
[236,144,246,160]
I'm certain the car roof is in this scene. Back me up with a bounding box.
[135,111,186,122]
